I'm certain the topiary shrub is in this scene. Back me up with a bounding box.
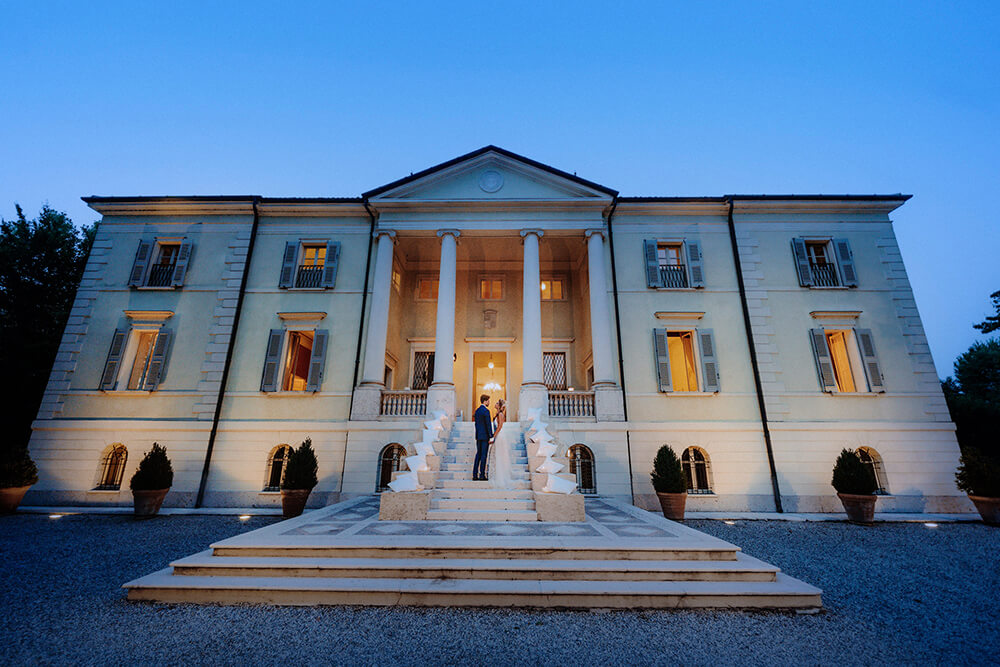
[130,443,174,491]
[0,447,39,488]
[282,437,318,491]
[831,448,877,495]
[956,448,1000,497]
[651,444,686,494]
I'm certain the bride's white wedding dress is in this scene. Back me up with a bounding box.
[489,422,515,489]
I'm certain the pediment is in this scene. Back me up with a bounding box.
[365,147,615,205]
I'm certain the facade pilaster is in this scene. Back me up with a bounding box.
[519,229,547,419]
[585,229,624,421]
[427,229,460,417]
[351,229,395,420]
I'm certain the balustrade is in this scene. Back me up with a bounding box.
[380,390,428,417]
[548,391,595,418]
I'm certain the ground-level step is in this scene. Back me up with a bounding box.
[429,498,535,511]
[432,488,534,499]
[426,509,539,522]
[437,480,531,489]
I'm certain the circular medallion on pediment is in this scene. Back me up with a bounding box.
[478,169,504,193]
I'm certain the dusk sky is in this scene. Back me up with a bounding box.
[2,1,997,377]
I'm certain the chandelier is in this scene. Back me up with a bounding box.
[483,354,502,392]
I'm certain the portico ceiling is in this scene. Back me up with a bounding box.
[396,233,586,270]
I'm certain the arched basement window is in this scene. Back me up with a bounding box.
[682,446,713,494]
[263,445,292,492]
[857,447,889,495]
[376,443,407,492]
[95,444,128,490]
[568,444,596,494]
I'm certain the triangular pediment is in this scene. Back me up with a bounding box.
[365,146,616,204]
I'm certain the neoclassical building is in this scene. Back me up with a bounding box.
[26,146,968,512]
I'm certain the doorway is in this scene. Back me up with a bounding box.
[472,351,507,416]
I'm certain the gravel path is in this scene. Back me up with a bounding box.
[1,512,998,666]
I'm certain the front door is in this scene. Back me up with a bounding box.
[472,351,506,416]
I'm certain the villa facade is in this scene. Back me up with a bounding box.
[25,146,968,512]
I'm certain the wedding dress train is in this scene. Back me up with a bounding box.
[489,422,515,489]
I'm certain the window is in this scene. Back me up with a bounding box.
[95,444,127,490]
[260,328,329,392]
[279,240,341,289]
[653,328,719,393]
[543,352,567,390]
[657,243,687,288]
[809,328,883,393]
[128,239,192,288]
[540,277,565,300]
[643,239,705,289]
[479,277,504,300]
[100,327,173,391]
[263,445,292,491]
[376,443,407,491]
[147,243,180,287]
[126,331,160,390]
[682,447,713,494]
[586,365,594,390]
[417,278,439,300]
[392,268,402,293]
[411,351,435,389]
[568,445,596,494]
[384,364,394,389]
[791,237,857,288]
[857,447,889,495]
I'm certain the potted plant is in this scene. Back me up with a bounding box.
[651,444,687,521]
[280,437,318,519]
[832,448,878,524]
[956,448,1000,526]
[130,443,173,518]
[0,447,39,513]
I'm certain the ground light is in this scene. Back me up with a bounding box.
[239,515,251,521]
[49,514,63,519]
[723,520,736,525]
[924,522,939,528]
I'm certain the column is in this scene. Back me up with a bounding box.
[360,230,396,385]
[427,229,459,417]
[519,229,547,418]
[586,228,625,421]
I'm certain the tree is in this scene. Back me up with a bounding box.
[942,340,1000,459]
[974,290,1000,334]
[0,204,95,458]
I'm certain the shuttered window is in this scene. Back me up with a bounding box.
[792,237,857,288]
[809,327,882,393]
[260,329,329,392]
[279,240,341,289]
[643,239,706,288]
[653,328,720,393]
[99,328,172,391]
[128,239,192,288]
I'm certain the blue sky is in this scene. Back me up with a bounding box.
[2,1,997,376]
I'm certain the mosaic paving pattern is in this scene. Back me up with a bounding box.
[281,497,381,536]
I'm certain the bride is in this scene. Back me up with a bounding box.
[489,399,514,489]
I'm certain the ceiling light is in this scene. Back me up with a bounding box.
[488,361,494,369]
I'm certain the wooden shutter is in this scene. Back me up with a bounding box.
[833,238,858,287]
[321,242,341,289]
[128,241,152,287]
[653,328,672,392]
[142,329,172,390]
[643,240,662,288]
[686,240,706,288]
[854,328,885,392]
[278,242,298,288]
[100,329,129,390]
[170,240,193,287]
[697,328,720,392]
[260,330,284,391]
[305,330,329,391]
[791,238,813,287]
[809,328,837,392]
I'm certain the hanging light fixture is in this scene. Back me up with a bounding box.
[483,353,503,392]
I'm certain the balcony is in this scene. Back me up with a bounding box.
[380,390,427,417]
[809,262,839,287]
[659,264,688,289]
[146,263,175,287]
[548,390,595,418]
[295,265,325,288]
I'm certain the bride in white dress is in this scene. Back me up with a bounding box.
[489,399,514,489]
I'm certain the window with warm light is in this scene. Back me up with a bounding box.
[281,331,314,391]
[126,331,161,390]
[667,332,699,392]
[417,278,439,300]
[479,277,503,300]
[540,278,565,300]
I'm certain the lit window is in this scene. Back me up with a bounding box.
[95,444,127,491]
[540,278,565,300]
[682,447,712,494]
[127,331,160,390]
[825,331,857,392]
[282,331,314,391]
[667,332,698,392]
[263,445,291,491]
[479,278,503,300]
[417,278,439,300]
[301,245,326,267]
[392,269,402,292]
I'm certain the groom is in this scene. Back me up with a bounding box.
[473,394,493,481]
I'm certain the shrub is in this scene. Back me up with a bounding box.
[282,438,318,491]
[956,448,1000,497]
[831,448,877,495]
[651,445,686,494]
[0,447,39,488]
[129,443,174,491]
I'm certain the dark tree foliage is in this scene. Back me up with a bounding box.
[282,437,319,490]
[831,448,877,495]
[129,443,174,491]
[0,205,95,457]
[942,339,1000,459]
[955,448,1000,497]
[650,444,686,493]
[974,290,1000,334]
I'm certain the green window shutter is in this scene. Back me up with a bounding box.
[653,328,672,392]
[791,238,813,287]
[697,328,720,392]
[128,241,152,287]
[278,242,298,288]
[260,329,284,392]
[100,328,129,390]
[170,240,193,287]
[809,328,837,392]
[643,239,662,288]
[142,329,172,390]
[833,238,858,287]
[305,330,329,391]
[854,328,885,392]
[321,242,341,289]
[686,240,706,288]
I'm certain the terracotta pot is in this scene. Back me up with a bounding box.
[0,485,32,514]
[837,492,877,524]
[968,495,1000,526]
[656,491,687,521]
[281,489,311,519]
[132,488,169,518]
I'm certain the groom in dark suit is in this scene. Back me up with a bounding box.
[473,394,493,481]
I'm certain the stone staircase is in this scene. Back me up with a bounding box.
[429,420,537,522]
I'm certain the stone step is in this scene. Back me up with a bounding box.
[432,488,535,500]
[437,471,529,480]
[429,498,536,511]
[440,462,530,472]
[441,456,528,464]
[437,479,531,489]
[169,551,779,582]
[125,571,821,609]
[426,509,539,522]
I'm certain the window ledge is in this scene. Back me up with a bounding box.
[258,491,280,495]
[284,287,329,292]
[827,392,881,397]
[809,286,850,290]
[105,390,154,395]
[653,287,699,291]
[263,391,318,397]
[88,489,122,494]
[134,286,177,291]
[686,492,717,496]
[662,391,718,397]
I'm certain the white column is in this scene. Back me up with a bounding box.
[431,230,459,387]
[520,229,544,385]
[586,229,616,386]
[360,230,396,385]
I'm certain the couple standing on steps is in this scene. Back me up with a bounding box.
[473,394,514,488]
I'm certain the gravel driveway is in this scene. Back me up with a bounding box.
[1,512,997,666]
